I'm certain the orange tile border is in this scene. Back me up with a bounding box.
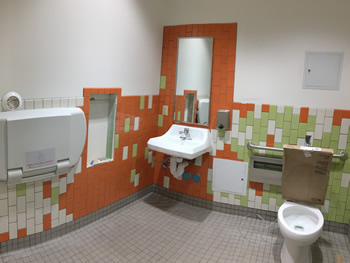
[262,104,270,112]
[299,107,309,123]
[43,181,51,199]
[43,214,51,231]
[17,228,27,238]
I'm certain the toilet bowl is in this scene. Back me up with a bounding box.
[278,201,324,263]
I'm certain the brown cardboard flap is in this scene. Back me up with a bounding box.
[282,145,333,205]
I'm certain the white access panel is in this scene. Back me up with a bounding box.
[303,52,344,90]
[212,158,248,196]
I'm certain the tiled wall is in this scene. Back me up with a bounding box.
[155,23,350,225]
[0,88,159,242]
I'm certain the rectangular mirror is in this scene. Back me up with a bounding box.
[174,37,213,126]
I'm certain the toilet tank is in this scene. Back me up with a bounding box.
[0,108,86,184]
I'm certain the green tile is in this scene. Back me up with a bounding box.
[336,202,346,216]
[252,134,260,144]
[321,133,331,148]
[247,111,254,125]
[339,187,348,202]
[130,169,136,183]
[347,196,350,210]
[276,193,283,206]
[140,96,145,110]
[262,191,269,204]
[343,159,350,173]
[334,165,343,179]
[124,118,130,133]
[231,138,238,152]
[297,123,307,138]
[344,210,350,224]
[329,141,338,153]
[307,116,316,131]
[328,207,336,221]
[160,76,166,90]
[290,130,298,144]
[282,122,291,136]
[269,192,277,200]
[207,181,213,194]
[132,144,138,158]
[270,185,277,193]
[268,105,277,120]
[114,134,119,149]
[330,126,340,142]
[16,184,26,197]
[291,114,299,130]
[237,146,245,160]
[152,156,155,168]
[261,112,269,127]
[282,136,289,145]
[51,187,59,205]
[332,179,340,194]
[177,111,181,121]
[253,119,261,134]
[260,127,267,142]
[158,114,163,127]
[221,192,229,197]
[329,193,338,208]
[144,147,149,159]
[284,106,293,121]
[240,195,248,207]
[313,139,321,147]
[276,113,284,128]
[239,118,247,132]
[335,215,344,223]
[326,187,331,200]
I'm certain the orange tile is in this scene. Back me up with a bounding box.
[233,102,241,110]
[262,104,270,112]
[299,107,309,123]
[266,135,275,147]
[43,181,51,199]
[240,104,247,118]
[247,103,255,111]
[333,109,343,126]
[17,228,27,238]
[342,110,350,119]
[0,232,9,242]
[43,214,51,231]
[59,193,67,210]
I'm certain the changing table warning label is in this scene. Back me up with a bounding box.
[25,148,56,170]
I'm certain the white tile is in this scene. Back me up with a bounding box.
[163,176,170,189]
[35,192,43,209]
[24,99,34,110]
[321,200,329,213]
[43,198,51,215]
[275,205,280,212]
[26,218,35,235]
[228,194,235,205]
[323,117,333,133]
[338,134,347,150]
[262,204,269,211]
[59,177,67,194]
[26,202,34,219]
[60,98,69,107]
[134,117,139,131]
[254,104,262,119]
[258,142,266,155]
[224,131,231,144]
[74,157,82,175]
[308,108,317,116]
[43,98,52,108]
[18,212,26,229]
[268,120,276,135]
[134,174,140,187]
[340,118,350,134]
[148,151,153,164]
[297,138,305,146]
[9,206,17,223]
[325,108,334,117]
[0,199,8,216]
[248,201,255,208]
[0,101,2,112]
[0,216,9,233]
[59,209,66,225]
[213,192,221,202]
[216,137,224,150]
[0,182,7,199]
[314,124,324,140]
[316,109,325,124]
[148,95,153,109]
[292,107,300,115]
[68,97,76,107]
[51,218,59,228]
[52,176,59,188]
[277,106,284,113]
[35,208,43,224]
[66,213,73,223]
[207,168,213,182]
[268,198,276,211]
[232,110,240,124]
[210,143,216,156]
[248,188,255,201]
[234,199,241,206]
[341,173,350,188]
[34,180,43,192]
[34,99,43,109]
[67,168,75,184]
[238,132,245,146]
[76,97,84,107]
[246,126,253,140]
[26,183,35,203]
[52,98,60,108]
[275,128,282,143]
[231,124,239,138]
[35,224,43,233]
[8,185,16,206]
[211,129,217,143]
[9,222,18,239]
[17,196,26,213]
[122,146,128,160]
[51,204,59,220]
[254,196,262,209]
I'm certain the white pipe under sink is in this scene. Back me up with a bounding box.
[170,157,189,180]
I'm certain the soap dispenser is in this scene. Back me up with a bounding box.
[216,110,230,137]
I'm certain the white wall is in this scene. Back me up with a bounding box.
[162,0,350,109]
[0,0,165,99]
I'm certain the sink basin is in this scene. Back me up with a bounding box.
[147,124,212,160]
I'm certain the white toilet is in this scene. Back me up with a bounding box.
[278,201,324,263]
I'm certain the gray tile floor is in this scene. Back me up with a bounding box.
[0,193,349,263]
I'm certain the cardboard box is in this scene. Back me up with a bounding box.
[282,145,333,205]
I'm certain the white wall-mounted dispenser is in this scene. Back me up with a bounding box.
[0,108,86,184]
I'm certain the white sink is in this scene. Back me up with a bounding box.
[147,124,212,160]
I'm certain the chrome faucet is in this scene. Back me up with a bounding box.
[179,128,192,140]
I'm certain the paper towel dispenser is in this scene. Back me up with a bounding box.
[0,108,86,184]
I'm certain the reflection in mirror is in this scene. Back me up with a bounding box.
[174,37,213,126]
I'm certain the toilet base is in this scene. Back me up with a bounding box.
[281,240,312,263]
